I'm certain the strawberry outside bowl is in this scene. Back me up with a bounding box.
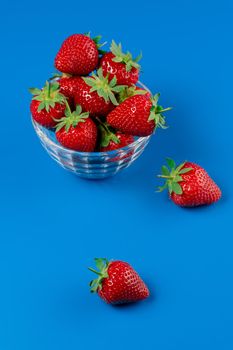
[31,82,152,179]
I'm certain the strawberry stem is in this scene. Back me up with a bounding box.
[88,267,102,276]
[29,81,66,113]
[47,81,51,98]
[159,107,172,113]
[157,175,172,179]
[64,99,72,117]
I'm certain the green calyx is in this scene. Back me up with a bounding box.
[118,85,149,103]
[110,40,142,72]
[148,93,172,130]
[29,81,66,112]
[157,158,193,195]
[55,101,89,133]
[85,32,107,55]
[83,68,126,106]
[88,258,110,293]
[98,121,120,147]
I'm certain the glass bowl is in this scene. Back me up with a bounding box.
[31,82,152,179]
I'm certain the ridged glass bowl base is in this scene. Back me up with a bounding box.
[32,119,151,179]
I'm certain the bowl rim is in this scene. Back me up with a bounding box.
[31,81,152,156]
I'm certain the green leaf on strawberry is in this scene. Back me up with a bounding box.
[171,182,182,194]
[98,121,120,147]
[29,88,41,95]
[110,40,142,72]
[161,165,170,176]
[55,101,89,133]
[88,258,109,293]
[157,158,193,195]
[148,93,172,130]
[166,157,176,169]
[83,68,126,106]
[85,32,107,55]
[118,85,149,103]
[29,81,66,113]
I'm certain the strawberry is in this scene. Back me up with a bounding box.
[88,258,150,305]
[98,122,134,151]
[57,75,82,108]
[29,81,66,128]
[73,68,126,116]
[55,33,104,75]
[58,75,80,100]
[100,40,141,86]
[107,93,171,136]
[118,85,151,103]
[55,102,97,152]
[157,158,222,207]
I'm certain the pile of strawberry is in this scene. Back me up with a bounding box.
[30,33,171,152]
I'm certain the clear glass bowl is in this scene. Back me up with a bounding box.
[31,82,152,179]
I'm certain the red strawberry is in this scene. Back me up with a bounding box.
[73,68,126,116]
[29,81,66,128]
[118,85,151,103]
[157,158,222,207]
[98,122,134,151]
[55,33,104,75]
[88,258,150,305]
[57,75,82,108]
[100,41,141,86]
[58,76,80,100]
[55,102,97,152]
[107,93,171,136]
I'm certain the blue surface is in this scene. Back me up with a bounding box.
[1,0,233,349]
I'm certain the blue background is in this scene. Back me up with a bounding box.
[1,0,233,349]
